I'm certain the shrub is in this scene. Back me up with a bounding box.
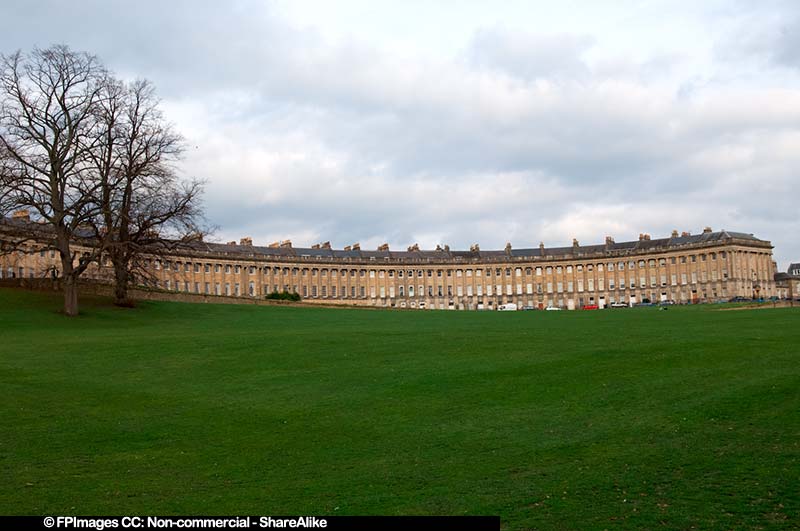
[265,290,301,302]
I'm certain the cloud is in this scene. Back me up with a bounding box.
[1,1,798,268]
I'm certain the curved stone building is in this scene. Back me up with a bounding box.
[2,216,776,309]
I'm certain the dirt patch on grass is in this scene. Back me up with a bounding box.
[718,301,798,311]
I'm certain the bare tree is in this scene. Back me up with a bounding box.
[0,46,108,315]
[91,78,206,306]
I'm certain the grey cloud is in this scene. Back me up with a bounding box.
[1,1,799,267]
[466,27,594,82]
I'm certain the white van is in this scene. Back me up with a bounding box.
[498,303,518,311]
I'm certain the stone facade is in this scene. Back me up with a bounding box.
[774,263,800,301]
[0,219,782,309]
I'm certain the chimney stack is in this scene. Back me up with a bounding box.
[268,241,280,248]
[11,209,30,222]
[671,230,679,238]
[703,226,712,234]
[378,243,390,251]
[407,243,420,252]
[239,237,253,246]
[470,243,480,252]
[352,243,361,250]
[280,240,292,248]
[539,242,545,255]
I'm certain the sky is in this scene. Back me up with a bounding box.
[1,0,799,268]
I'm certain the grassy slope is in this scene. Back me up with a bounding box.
[0,288,798,529]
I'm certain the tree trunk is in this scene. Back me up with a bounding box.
[63,274,79,316]
[113,260,131,306]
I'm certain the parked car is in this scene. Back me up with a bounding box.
[610,302,628,308]
[728,296,749,303]
[498,303,518,311]
[522,305,536,311]
[658,300,676,306]
[545,306,562,311]
[582,304,599,310]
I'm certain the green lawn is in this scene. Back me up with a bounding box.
[1,288,798,529]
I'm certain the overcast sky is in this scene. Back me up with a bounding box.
[2,0,799,268]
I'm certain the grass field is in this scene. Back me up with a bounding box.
[1,287,798,529]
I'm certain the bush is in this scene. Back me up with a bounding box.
[265,290,301,302]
